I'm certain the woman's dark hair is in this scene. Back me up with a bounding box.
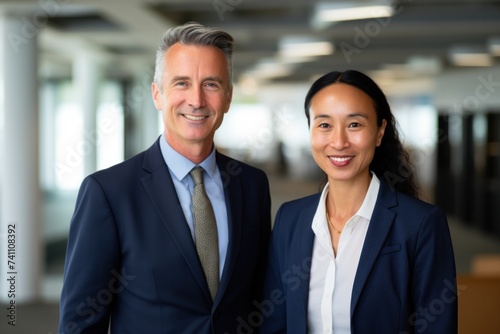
[304,70,419,197]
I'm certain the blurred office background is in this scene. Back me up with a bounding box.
[1,0,500,333]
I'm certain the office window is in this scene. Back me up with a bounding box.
[41,79,124,190]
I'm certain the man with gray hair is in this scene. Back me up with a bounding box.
[59,22,271,334]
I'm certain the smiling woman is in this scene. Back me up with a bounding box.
[305,70,419,198]
[261,70,457,334]
[308,83,386,189]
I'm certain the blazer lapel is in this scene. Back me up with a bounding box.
[351,181,397,314]
[293,196,319,329]
[297,207,319,322]
[140,139,209,298]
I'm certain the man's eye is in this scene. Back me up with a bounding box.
[349,122,361,128]
[205,82,219,89]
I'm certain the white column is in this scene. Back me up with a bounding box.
[72,52,103,177]
[0,13,43,303]
[40,81,57,189]
[142,76,160,148]
[124,63,159,156]
[124,67,147,156]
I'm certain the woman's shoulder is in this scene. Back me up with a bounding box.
[273,193,321,228]
[379,179,441,210]
[272,193,321,239]
[377,180,447,229]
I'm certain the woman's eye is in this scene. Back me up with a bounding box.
[349,122,361,128]
[319,123,330,128]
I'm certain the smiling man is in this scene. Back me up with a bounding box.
[152,42,232,163]
[59,22,271,334]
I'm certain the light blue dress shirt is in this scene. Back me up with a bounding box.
[159,134,228,278]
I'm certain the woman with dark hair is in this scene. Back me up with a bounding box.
[261,70,457,334]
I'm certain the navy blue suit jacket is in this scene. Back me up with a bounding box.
[59,138,271,334]
[261,180,457,333]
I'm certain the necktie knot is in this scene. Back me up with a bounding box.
[190,166,204,185]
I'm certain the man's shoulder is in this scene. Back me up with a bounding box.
[91,138,161,179]
[94,150,146,178]
[84,144,160,193]
[216,151,268,180]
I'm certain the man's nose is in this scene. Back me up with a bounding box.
[187,86,205,109]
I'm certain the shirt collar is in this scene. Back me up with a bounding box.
[356,173,380,220]
[312,172,381,231]
[159,134,217,181]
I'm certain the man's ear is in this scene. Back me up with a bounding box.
[225,87,233,113]
[151,82,162,110]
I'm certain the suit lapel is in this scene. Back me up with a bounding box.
[140,139,209,298]
[351,181,397,314]
[213,153,243,305]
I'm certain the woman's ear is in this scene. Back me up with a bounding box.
[376,119,387,147]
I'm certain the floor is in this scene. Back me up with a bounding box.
[2,173,500,333]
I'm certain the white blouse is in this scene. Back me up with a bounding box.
[307,174,380,334]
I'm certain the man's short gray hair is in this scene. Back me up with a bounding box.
[153,21,234,90]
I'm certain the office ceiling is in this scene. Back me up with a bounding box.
[3,0,500,91]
